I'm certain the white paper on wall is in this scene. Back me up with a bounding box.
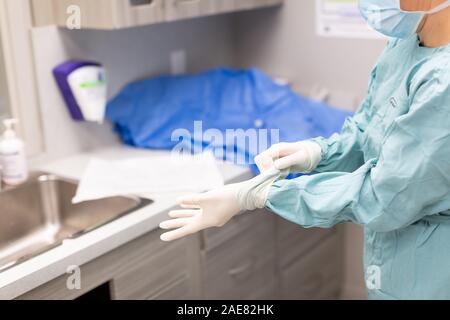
[316,0,382,39]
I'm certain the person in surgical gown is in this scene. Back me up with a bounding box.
[160,0,450,299]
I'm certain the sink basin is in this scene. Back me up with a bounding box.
[0,173,152,272]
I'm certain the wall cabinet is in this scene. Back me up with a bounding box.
[18,210,342,300]
[31,0,283,30]
[31,0,165,29]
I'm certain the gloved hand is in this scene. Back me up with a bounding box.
[160,168,287,242]
[160,183,243,242]
[254,141,322,174]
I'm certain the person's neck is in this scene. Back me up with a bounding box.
[418,6,450,48]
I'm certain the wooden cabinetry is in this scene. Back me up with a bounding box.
[31,0,284,29]
[165,0,211,22]
[18,229,200,300]
[275,217,343,299]
[200,210,277,300]
[31,0,165,29]
[18,211,343,300]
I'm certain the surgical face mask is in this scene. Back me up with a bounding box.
[359,0,450,39]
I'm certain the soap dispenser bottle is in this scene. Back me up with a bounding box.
[0,119,28,185]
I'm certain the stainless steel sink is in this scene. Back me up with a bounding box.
[0,173,152,272]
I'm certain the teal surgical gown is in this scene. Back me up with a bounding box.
[266,35,450,300]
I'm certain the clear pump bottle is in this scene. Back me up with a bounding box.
[0,119,28,185]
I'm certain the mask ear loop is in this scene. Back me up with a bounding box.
[400,0,450,14]
[416,1,450,41]
[398,0,450,38]
[426,0,450,14]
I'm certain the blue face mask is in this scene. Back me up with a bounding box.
[359,0,450,39]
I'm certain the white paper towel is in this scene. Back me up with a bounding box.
[72,152,224,203]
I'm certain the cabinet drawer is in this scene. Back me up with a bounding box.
[202,210,272,252]
[52,0,112,29]
[112,238,190,300]
[147,276,191,300]
[201,212,276,300]
[279,234,343,300]
[116,0,165,28]
[276,217,336,267]
[19,229,183,300]
[49,0,164,29]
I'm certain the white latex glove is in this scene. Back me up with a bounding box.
[160,168,287,242]
[254,141,322,174]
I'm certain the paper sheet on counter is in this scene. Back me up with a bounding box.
[72,152,224,203]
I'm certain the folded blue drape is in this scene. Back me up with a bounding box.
[107,68,352,173]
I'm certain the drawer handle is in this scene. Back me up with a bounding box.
[130,0,154,7]
[228,259,255,279]
[175,0,199,4]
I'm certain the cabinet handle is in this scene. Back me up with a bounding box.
[228,258,255,279]
[129,0,154,7]
[175,0,200,4]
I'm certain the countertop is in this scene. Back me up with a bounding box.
[0,146,253,299]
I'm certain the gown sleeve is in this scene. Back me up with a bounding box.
[266,67,450,233]
[311,40,400,174]
[311,67,377,173]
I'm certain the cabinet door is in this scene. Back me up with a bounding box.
[32,0,284,29]
[112,230,200,300]
[203,0,235,15]
[19,229,200,300]
[202,211,254,251]
[278,233,343,300]
[38,0,164,29]
[52,0,117,29]
[276,217,336,268]
[147,276,191,300]
[114,0,165,28]
[201,210,277,300]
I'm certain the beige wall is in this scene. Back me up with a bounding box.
[58,16,237,100]
[234,0,387,299]
[234,0,386,108]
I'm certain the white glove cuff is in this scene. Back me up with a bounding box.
[237,168,289,211]
[302,141,322,172]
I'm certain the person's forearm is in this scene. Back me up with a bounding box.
[312,117,366,174]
